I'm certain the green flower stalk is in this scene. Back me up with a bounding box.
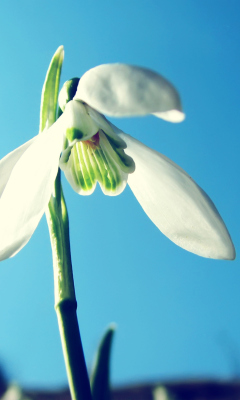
[40,47,92,400]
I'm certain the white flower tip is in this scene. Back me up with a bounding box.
[153,109,185,123]
[181,231,236,260]
[220,241,236,261]
[163,205,236,260]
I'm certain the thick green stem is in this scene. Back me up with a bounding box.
[56,301,91,400]
[46,172,92,400]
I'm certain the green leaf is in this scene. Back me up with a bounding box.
[39,46,64,132]
[90,325,116,400]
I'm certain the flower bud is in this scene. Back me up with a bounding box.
[58,78,80,111]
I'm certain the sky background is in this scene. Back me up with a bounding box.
[0,0,239,391]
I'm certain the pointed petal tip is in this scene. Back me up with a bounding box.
[154,109,185,123]
[221,243,236,261]
[159,219,236,260]
[184,235,236,261]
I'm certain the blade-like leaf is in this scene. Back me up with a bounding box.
[40,46,64,131]
[90,325,116,400]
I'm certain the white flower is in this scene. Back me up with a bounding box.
[0,64,235,261]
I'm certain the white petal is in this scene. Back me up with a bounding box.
[120,133,235,260]
[0,116,65,261]
[85,105,127,148]
[75,64,185,122]
[64,100,99,143]
[153,110,185,123]
[0,137,36,196]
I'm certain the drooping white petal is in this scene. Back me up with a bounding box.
[0,116,65,261]
[0,137,36,196]
[120,133,235,260]
[75,64,185,122]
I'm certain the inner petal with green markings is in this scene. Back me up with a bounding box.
[59,101,135,196]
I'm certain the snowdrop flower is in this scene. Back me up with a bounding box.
[0,64,235,261]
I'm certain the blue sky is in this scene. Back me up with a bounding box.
[0,0,239,390]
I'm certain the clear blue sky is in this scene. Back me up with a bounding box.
[0,0,239,390]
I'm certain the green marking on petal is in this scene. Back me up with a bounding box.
[71,145,87,190]
[66,128,84,142]
[82,143,96,184]
[99,131,135,174]
[113,146,135,172]
[60,131,130,196]
[63,101,99,144]
[95,148,112,191]
[87,146,102,184]
[103,131,127,149]
[80,144,95,190]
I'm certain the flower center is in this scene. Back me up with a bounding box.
[59,100,135,196]
[84,132,100,150]
[60,129,135,196]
